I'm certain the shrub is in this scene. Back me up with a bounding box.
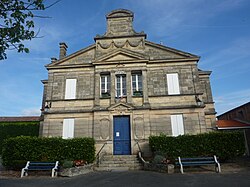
[149,131,245,160]
[2,136,95,169]
[0,121,39,153]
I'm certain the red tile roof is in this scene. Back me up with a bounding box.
[217,120,250,130]
[0,116,40,122]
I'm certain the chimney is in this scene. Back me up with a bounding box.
[59,42,68,59]
[51,57,57,63]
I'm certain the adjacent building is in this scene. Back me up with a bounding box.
[217,102,250,156]
[40,9,216,155]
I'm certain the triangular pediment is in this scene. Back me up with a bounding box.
[145,40,200,60]
[46,44,95,68]
[94,48,148,63]
[108,102,134,111]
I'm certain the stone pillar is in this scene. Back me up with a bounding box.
[142,70,149,105]
[46,72,54,101]
[126,71,132,104]
[94,73,100,107]
[111,71,116,105]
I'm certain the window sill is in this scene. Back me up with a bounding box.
[100,97,111,99]
[132,95,143,97]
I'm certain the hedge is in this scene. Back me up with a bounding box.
[149,131,245,160]
[2,136,95,169]
[0,121,39,152]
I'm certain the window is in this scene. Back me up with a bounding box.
[65,79,77,99]
[132,73,143,96]
[62,119,74,139]
[171,114,184,136]
[116,75,126,97]
[100,74,111,97]
[167,73,180,95]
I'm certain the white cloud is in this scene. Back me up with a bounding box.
[214,89,250,115]
[21,108,41,116]
[200,36,250,80]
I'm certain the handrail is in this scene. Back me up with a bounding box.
[135,141,147,164]
[95,142,107,165]
[135,141,142,153]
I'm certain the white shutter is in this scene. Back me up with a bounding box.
[63,119,74,139]
[171,114,184,136]
[167,74,180,95]
[65,79,76,99]
[171,115,179,136]
[176,115,184,135]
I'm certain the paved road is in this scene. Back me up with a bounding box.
[1,170,250,187]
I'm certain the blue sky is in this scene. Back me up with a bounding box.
[0,0,249,116]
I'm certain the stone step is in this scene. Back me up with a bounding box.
[102,155,138,161]
[98,155,143,171]
[95,166,130,172]
[96,165,143,171]
[100,163,141,167]
[100,160,141,164]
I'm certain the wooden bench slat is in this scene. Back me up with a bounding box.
[178,157,214,161]
[29,162,56,164]
[27,166,55,170]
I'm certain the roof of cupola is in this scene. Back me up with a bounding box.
[106,9,134,19]
[95,9,146,40]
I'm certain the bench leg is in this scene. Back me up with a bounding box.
[21,169,25,178]
[215,163,221,173]
[21,169,27,178]
[180,165,184,174]
[52,169,57,177]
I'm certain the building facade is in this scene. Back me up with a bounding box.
[217,102,250,123]
[40,9,216,155]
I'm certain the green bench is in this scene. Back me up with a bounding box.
[21,161,59,177]
[175,156,221,174]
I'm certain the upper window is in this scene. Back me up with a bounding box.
[65,79,77,99]
[132,73,143,96]
[100,74,111,97]
[170,114,184,136]
[167,73,180,95]
[116,75,126,97]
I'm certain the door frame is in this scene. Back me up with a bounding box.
[113,115,131,155]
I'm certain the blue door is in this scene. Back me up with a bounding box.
[113,116,131,155]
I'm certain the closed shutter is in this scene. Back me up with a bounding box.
[65,79,76,99]
[167,73,180,95]
[63,119,74,139]
[171,114,184,136]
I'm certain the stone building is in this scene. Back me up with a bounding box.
[40,9,216,156]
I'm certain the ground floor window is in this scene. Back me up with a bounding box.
[170,114,184,136]
[63,119,74,139]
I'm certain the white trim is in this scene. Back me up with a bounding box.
[217,126,250,130]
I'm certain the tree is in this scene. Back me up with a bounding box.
[0,0,59,60]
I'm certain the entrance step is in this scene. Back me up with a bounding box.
[96,155,143,171]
